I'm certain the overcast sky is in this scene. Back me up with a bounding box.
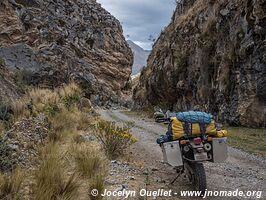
[97,0,175,50]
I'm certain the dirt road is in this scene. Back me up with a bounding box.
[100,109,266,199]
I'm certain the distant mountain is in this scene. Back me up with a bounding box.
[127,40,150,75]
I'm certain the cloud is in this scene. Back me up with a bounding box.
[97,0,175,50]
[134,41,153,50]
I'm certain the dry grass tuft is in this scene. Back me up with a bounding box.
[11,99,31,122]
[71,144,106,179]
[29,88,60,117]
[29,88,60,107]
[72,134,86,144]
[34,143,80,200]
[88,175,105,200]
[0,168,24,199]
[11,83,83,123]
[48,107,91,142]
[48,109,77,142]
[59,83,82,109]
[76,112,93,131]
[59,83,82,98]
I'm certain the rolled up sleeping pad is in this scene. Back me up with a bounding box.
[176,111,212,124]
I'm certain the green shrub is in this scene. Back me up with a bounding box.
[62,95,80,109]
[93,120,136,159]
[43,104,60,117]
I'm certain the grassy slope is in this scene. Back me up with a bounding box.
[0,84,105,199]
[0,83,138,199]
[227,127,266,158]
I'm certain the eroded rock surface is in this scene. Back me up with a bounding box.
[0,61,22,103]
[0,0,133,105]
[134,0,266,127]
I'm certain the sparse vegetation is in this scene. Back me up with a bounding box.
[13,70,34,90]
[9,83,92,143]
[93,119,136,159]
[0,83,108,199]
[178,0,208,26]
[203,12,217,35]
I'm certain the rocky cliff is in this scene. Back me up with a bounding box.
[0,61,21,103]
[134,0,266,127]
[0,0,133,105]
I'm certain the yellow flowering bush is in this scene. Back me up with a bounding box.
[93,120,136,159]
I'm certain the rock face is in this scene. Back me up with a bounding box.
[0,61,21,103]
[134,0,266,127]
[127,40,150,75]
[0,0,133,105]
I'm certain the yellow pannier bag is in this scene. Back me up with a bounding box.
[206,120,217,135]
[171,118,218,140]
[171,117,185,140]
[216,130,228,137]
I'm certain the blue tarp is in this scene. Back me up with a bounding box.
[176,111,212,124]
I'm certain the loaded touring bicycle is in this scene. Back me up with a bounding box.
[155,111,228,193]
